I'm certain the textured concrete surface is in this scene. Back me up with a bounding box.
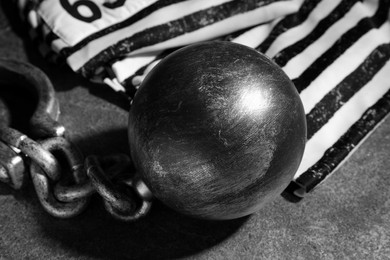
[1,3,390,260]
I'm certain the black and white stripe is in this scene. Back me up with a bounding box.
[272,0,361,67]
[274,0,390,196]
[58,0,187,58]
[73,0,294,78]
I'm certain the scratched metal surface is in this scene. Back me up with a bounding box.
[1,2,390,260]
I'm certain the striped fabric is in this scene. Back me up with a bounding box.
[18,0,390,199]
[18,0,300,90]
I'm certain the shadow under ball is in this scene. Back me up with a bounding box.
[128,41,306,220]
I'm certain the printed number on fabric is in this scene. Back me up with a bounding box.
[59,0,126,23]
[38,0,157,46]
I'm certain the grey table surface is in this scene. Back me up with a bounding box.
[1,2,390,260]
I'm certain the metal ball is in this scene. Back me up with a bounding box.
[128,41,306,220]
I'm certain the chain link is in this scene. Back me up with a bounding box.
[0,59,153,221]
[0,125,62,181]
[0,125,153,220]
[0,140,26,189]
[29,137,90,218]
[85,155,152,221]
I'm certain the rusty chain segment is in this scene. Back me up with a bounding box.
[0,59,152,221]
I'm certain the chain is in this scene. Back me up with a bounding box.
[0,59,152,221]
